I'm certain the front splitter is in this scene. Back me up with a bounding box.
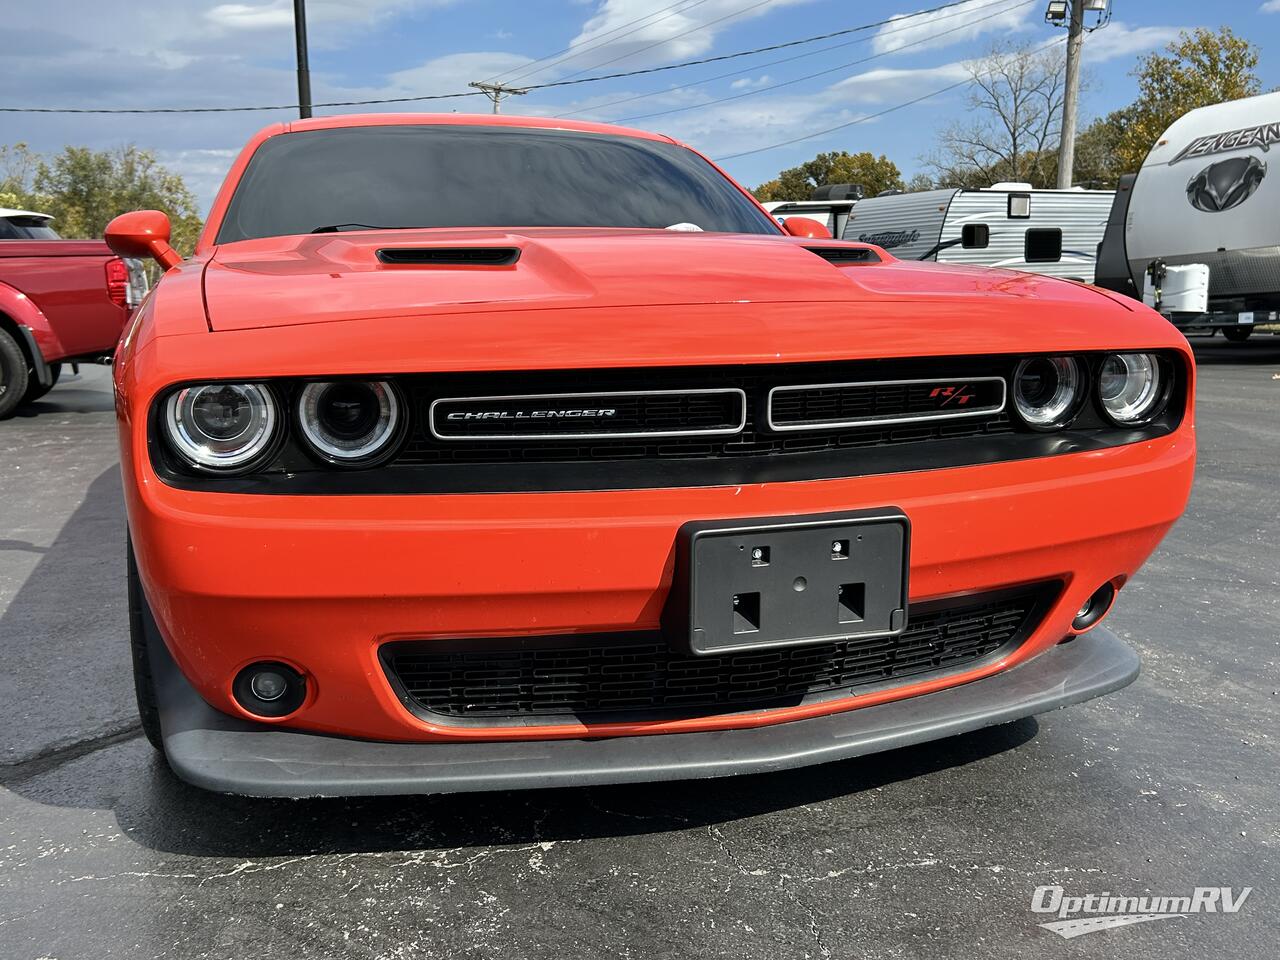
[153,629,1138,798]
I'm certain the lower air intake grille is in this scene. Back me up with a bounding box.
[383,585,1054,724]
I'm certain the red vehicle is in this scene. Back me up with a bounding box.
[108,115,1194,797]
[0,209,142,417]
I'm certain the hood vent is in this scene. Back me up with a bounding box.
[377,247,521,266]
[804,246,880,264]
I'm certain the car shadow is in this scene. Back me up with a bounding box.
[1,465,1040,858]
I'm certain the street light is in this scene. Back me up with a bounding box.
[1046,0,1112,188]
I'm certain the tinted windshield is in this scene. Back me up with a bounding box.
[0,216,60,240]
[217,125,779,243]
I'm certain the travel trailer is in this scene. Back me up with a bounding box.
[841,184,1115,282]
[1095,91,1280,340]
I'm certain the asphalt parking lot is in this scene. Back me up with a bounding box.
[1,341,1277,960]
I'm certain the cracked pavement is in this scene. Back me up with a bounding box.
[1,345,1278,959]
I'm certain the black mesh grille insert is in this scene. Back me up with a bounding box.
[398,357,1018,466]
[383,585,1053,723]
[770,378,1006,428]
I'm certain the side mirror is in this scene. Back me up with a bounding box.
[105,210,182,272]
[780,216,831,239]
[961,223,990,249]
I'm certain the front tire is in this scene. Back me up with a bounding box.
[127,539,165,751]
[0,328,30,419]
[1222,326,1254,342]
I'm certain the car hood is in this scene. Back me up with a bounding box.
[201,227,1116,333]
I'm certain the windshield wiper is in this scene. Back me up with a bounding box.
[310,223,416,234]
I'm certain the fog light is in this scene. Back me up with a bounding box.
[1072,582,1116,632]
[233,661,306,718]
[250,670,287,701]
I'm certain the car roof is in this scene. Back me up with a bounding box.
[281,112,679,146]
[0,208,53,220]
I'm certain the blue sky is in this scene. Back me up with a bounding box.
[4,0,1277,212]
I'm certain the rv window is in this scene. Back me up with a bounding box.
[961,223,990,249]
[1007,193,1031,219]
[1025,227,1062,263]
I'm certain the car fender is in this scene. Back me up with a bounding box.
[0,280,66,376]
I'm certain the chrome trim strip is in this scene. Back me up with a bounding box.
[766,377,1007,432]
[429,387,748,441]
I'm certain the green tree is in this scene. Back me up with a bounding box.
[753,150,904,201]
[2,143,203,256]
[1113,27,1261,173]
[32,145,204,256]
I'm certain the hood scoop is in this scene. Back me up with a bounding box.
[377,246,521,266]
[804,246,880,264]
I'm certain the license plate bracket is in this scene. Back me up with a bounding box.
[664,509,910,656]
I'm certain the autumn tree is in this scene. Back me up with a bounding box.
[0,143,203,256]
[1110,27,1260,174]
[753,150,903,201]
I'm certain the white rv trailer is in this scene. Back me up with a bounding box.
[1095,91,1280,340]
[841,184,1115,282]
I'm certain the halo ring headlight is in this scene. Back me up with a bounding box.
[165,383,277,470]
[1099,352,1164,425]
[297,380,401,464]
[1012,356,1081,429]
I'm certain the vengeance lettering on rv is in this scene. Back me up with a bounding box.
[1170,122,1280,164]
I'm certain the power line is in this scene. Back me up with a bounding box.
[490,0,715,86]
[556,0,1024,121]
[0,0,1011,116]
[712,35,1068,162]
[517,0,996,93]
[0,91,485,115]
[615,0,1033,124]
[544,0,776,86]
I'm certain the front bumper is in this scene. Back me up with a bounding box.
[124,430,1192,743]
[152,622,1138,797]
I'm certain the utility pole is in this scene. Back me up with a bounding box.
[469,82,529,114]
[293,0,312,119]
[1056,0,1084,188]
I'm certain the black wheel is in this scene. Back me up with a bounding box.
[19,361,61,405]
[1222,326,1254,342]
[127,538,165,751]
[0,328,30,419]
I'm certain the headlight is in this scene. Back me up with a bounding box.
[1012,356,1081,429]
[1098,353,1164,424]
[165,383,277,470]
[297,380,401,464]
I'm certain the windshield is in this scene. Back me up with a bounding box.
[216,125,779,243]
[0,216,60,240]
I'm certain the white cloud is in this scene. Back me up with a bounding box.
[828,62,970,104]
[205,0,456,31]
[553,0,814,78]
[872,0,1034,56]
[729,75,771,90]
[1080,21,1183,63]
[1260,0,1280,12]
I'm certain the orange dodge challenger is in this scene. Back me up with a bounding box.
[107,114,1194,797]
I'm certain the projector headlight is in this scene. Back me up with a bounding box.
[1098,353,1165,425]
[1012,356,1081,429]
[297,380,402,465]
[165,383,277,470]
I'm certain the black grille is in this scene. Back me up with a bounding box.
[770,378,1006,428]
[430,389,744,439]
[398,357,1017,466]
[383,586,1052,723]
